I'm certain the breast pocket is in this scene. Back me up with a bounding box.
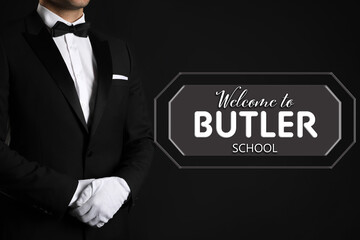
[108,82,130,119]
[109,80,129,104]
[112,79,130,86]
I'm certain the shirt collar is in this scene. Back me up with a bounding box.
[36,3,86,29]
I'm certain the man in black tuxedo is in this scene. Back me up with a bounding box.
[0,0,154,239]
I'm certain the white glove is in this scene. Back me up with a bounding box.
[68,179,95,207]
[70,177,130,228]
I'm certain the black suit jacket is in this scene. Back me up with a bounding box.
[0,10,154,240]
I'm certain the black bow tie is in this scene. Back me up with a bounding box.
[51,21,91,38]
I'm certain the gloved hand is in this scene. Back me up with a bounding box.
[68,178,95,207]
[70,177,130,228]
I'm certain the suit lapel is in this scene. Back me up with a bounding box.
[23,11,88,132]
[88,31,113,137]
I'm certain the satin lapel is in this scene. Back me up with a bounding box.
[23,11,88,132]
[88,31,112,137]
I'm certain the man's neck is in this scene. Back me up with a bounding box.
[39,2,84,23]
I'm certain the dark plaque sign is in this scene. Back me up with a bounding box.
[155,73,355,169]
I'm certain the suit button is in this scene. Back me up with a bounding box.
[87,150,93,157]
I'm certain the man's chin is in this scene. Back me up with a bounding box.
[59,0,90,10]
[67,4,90,10]
[66,5,88,10]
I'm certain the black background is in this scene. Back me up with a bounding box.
[1,1,358,239]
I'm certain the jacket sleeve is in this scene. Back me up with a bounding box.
[114,41,154,207]
[0,35,78,219]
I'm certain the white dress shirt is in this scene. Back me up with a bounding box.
[37,3,97,123]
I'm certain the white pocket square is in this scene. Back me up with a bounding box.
[112,74,128,80]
